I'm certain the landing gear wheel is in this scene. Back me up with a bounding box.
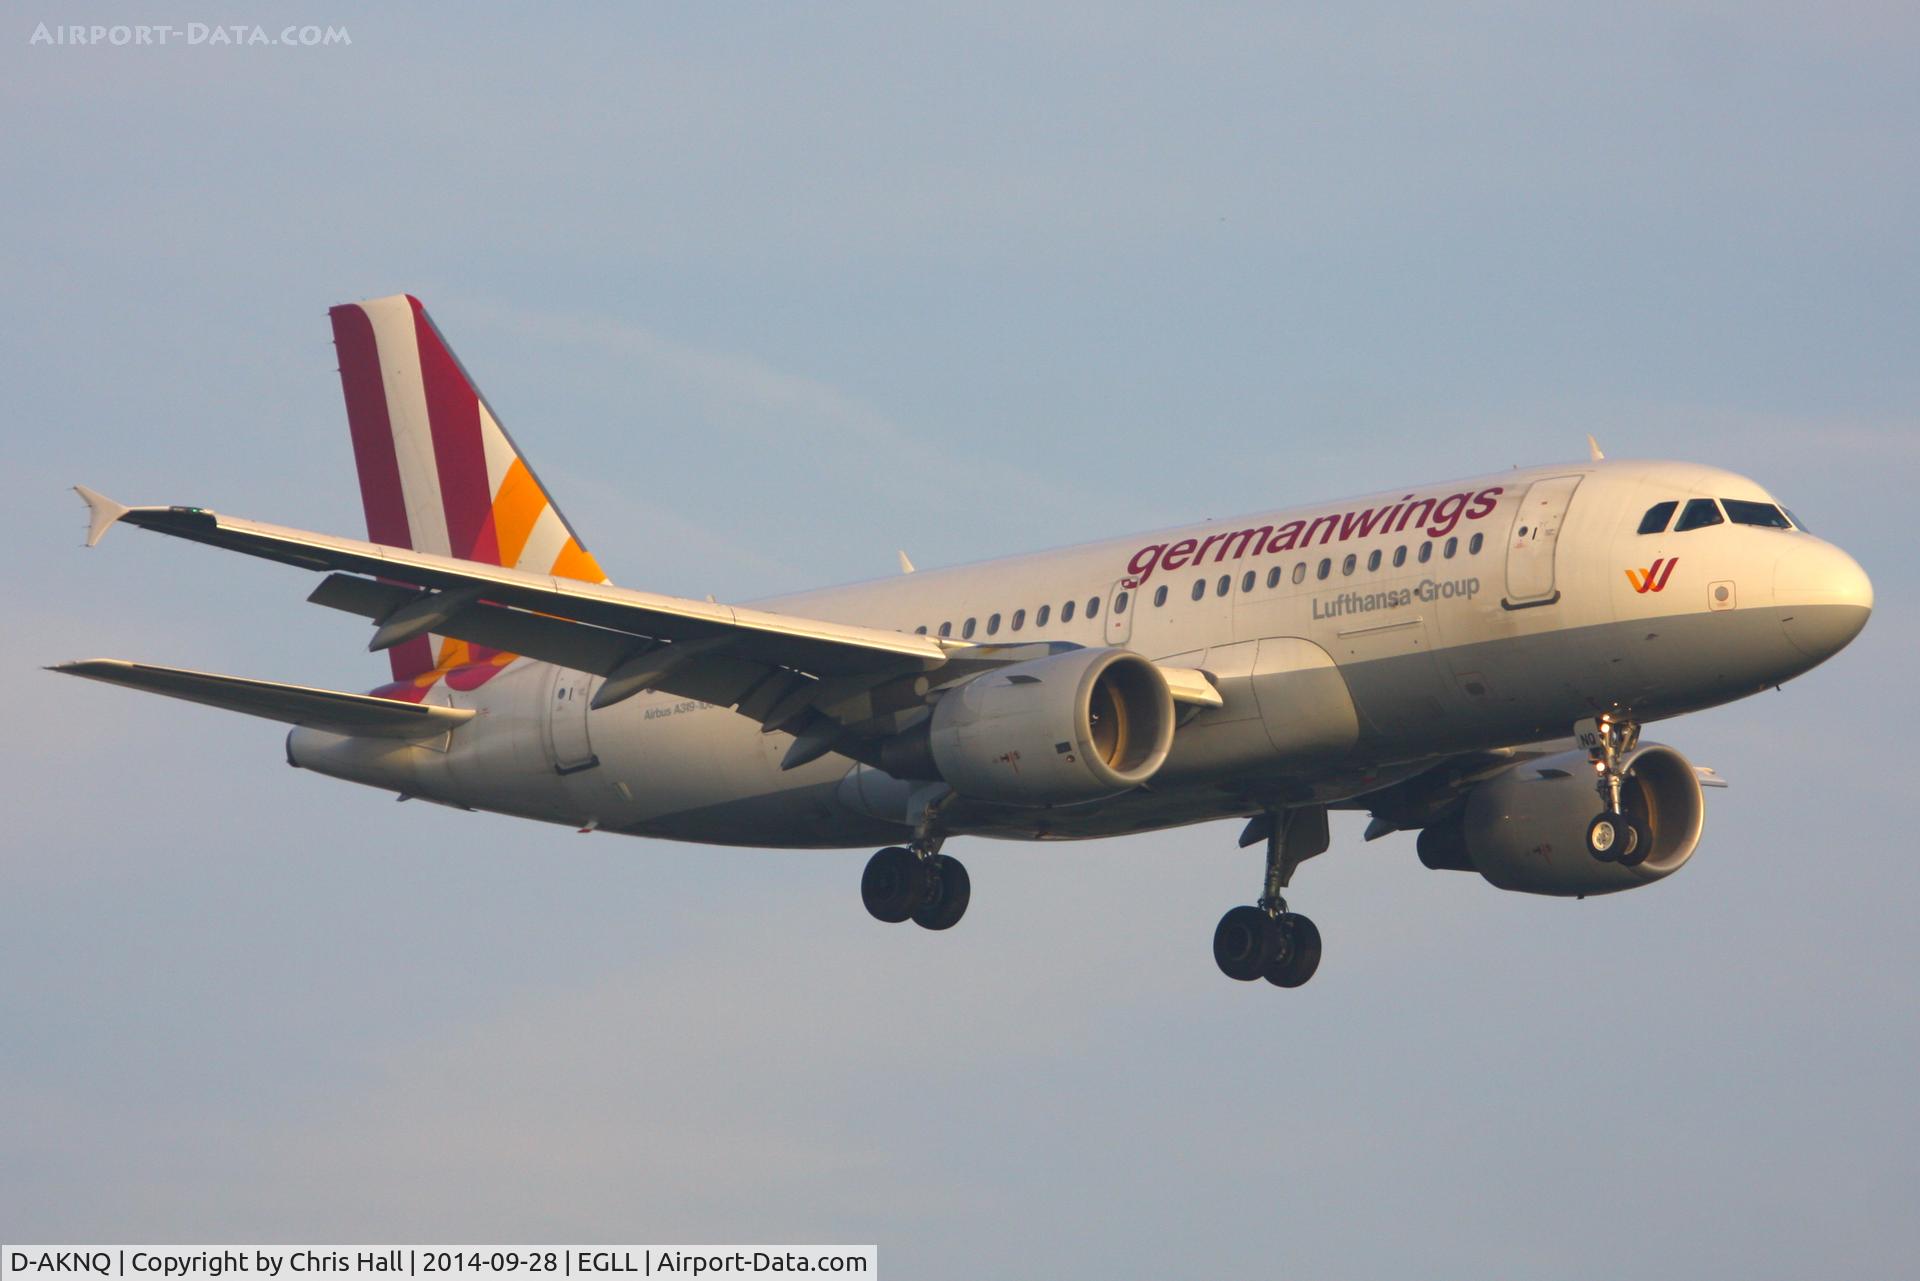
[1615,815,1653,868]
[861,846,927,923]
[1582,713,1646,865]
[911,856,971,930]
[1587,811,1627,863]
[1213,905,1276,981]
[1264,914,1321,987]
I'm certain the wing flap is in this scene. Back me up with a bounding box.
[304,573,783,711]
[51,659,476,739]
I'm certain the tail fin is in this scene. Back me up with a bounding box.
[328,293,606,682]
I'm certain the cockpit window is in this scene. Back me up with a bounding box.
[1722,499,1793,529]
[1637,501,1678,534]
[1673,498,1724,532]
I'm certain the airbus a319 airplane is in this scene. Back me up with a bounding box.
[59,295,1873,987]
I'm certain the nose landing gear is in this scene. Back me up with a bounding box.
[1582,713,1651,866]
[1213,806,1326,987]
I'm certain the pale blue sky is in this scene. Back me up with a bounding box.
[4,4,1916,1275]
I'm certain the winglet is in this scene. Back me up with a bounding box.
[1586,434,1605,462]
[74,485,131,547]
[897,550,916,574]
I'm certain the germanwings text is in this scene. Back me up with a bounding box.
[1123,487,1504,586]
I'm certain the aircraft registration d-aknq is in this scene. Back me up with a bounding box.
[59,295,1873,987]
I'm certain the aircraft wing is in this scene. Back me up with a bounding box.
[76,488,1218,766]
[51,659,475,739]
[79,490,947,675]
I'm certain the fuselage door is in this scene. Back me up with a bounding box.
[1105,579,1135,647]
[546,665,599,774]
[1504,475,1584,607]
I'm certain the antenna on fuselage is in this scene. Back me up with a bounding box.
[1587,434,1606,461]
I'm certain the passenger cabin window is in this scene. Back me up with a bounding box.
[1674,498,1724,532]
[1418,541,1432,563]
[1241,571,1255,593]
[1292,563,1306,584]
[962,618,977,639]
[1037,604,1051,627]
[1638,501,1678,535]
[1444,536,1457,559]
[1191,579,1206,601]
[1392,545,1407,568]
[1469,533,1483,555]
[1723,499,1793,529]
[1216,575,1230,597]
[1341,554,1356,576]
[1012,609,1026,631]
[1153,585,1168,607]
[1114,591,1129,614]
[1086,596,1100,619]
[1367,549,1381,572]
[915,625,928,635]
[938,622,952,637]
[1316,558,1331,580]
[1267,566,1282,589]
[1061,600,1075,623]
[986,613,1001,635]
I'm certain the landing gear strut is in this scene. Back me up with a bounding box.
[1213,808,1323,987]
[1582,713,1651,867]
[861,821,970,931]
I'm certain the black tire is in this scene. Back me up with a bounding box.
[1587,811,1626,863]
[1265,914,1322,988]
[912,856,971,930]
[1615,815,1654,867]
[1213,905,1276,981]
[861,846,926,923]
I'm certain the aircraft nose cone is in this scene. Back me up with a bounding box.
[1774,539,1872,660]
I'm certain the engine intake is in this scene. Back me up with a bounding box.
[914,647,1175,806]
[1416,743,1706,896]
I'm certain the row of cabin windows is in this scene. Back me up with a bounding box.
[910,532,1485,639]
[1638,497,1796,535]
[1157,532,1485,604]
[916,594,1104,640]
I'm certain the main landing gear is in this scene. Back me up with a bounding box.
[1213,808,1323,987]
[861,841,971,931]
[862,795,969,931]
[1582,713,1651,867]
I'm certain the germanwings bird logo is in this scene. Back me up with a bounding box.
[1625,558,1679,593]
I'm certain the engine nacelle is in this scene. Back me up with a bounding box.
[1416,744,1706,896]
[923,647,1175,806]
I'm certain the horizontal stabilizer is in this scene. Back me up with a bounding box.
[50,659,476,739]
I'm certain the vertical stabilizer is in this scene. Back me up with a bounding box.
[328,294,607,683]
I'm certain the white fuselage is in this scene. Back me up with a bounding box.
[288,458,1872,847]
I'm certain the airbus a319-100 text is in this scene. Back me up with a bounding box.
[58,295,1873,987]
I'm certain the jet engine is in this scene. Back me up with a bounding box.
[889,647,1176,806]
[1415,744,1706,895]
